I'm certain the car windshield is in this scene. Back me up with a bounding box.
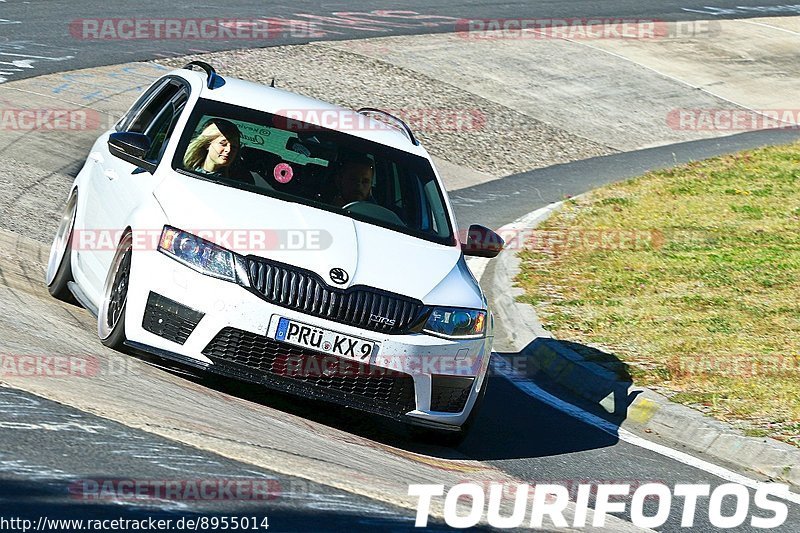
[172,99,454,245]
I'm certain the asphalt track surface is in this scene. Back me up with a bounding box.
[3,1,800,82]
[0,387,452,531]
[2,1,800,531]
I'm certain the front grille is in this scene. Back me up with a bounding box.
[202,327,417,415]
[430,376,474,413]
[142,292,204,345]
[245,257,427,334]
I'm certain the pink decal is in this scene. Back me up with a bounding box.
[273,163,293,183]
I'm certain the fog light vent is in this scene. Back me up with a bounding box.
[430,375,474,413]
[142,292,204,345]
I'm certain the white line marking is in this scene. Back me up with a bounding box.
[736,19,800,37]
[0,51,73,61]
[491,356,800,505]
[682,5,800,16]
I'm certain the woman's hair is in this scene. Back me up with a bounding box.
[183,118,241,174]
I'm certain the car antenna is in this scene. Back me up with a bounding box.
[270,78,276,88]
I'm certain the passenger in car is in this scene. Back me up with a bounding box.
[330,155,375,207]
[183,118,242,179]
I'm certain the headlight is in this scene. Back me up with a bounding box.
[158,226,236,282]
[424,307,486,339]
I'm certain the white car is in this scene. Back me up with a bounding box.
[46,62,504,444]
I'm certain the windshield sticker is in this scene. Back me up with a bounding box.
[274,163,294,183]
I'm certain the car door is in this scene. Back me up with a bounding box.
[79,78,189,299]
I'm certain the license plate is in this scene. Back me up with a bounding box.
[274,317,378,362]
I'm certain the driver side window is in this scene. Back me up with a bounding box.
[127,80,183,134]
[122,79,188,166]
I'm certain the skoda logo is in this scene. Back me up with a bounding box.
[329,268,349,285]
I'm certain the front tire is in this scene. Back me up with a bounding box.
[98,231,133,350]
[46,190,78,303]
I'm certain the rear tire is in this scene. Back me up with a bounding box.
[46,191,78,303]
[98,231,133,350]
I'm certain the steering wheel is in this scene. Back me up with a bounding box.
[342,201,406,227]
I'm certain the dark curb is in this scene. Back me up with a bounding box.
[523,337,632,417]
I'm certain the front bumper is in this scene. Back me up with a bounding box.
[125,250,492,428]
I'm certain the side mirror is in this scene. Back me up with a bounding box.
[461,224,505,258]
[108,132,156,173]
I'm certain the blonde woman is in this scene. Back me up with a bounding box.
[183,118,241,178]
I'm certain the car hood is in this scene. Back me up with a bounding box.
[153,173,473,303]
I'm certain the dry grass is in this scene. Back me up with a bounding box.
[516,142,800,445]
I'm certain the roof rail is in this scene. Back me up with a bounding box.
[357,108,419,146]
[182,61,224,89]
